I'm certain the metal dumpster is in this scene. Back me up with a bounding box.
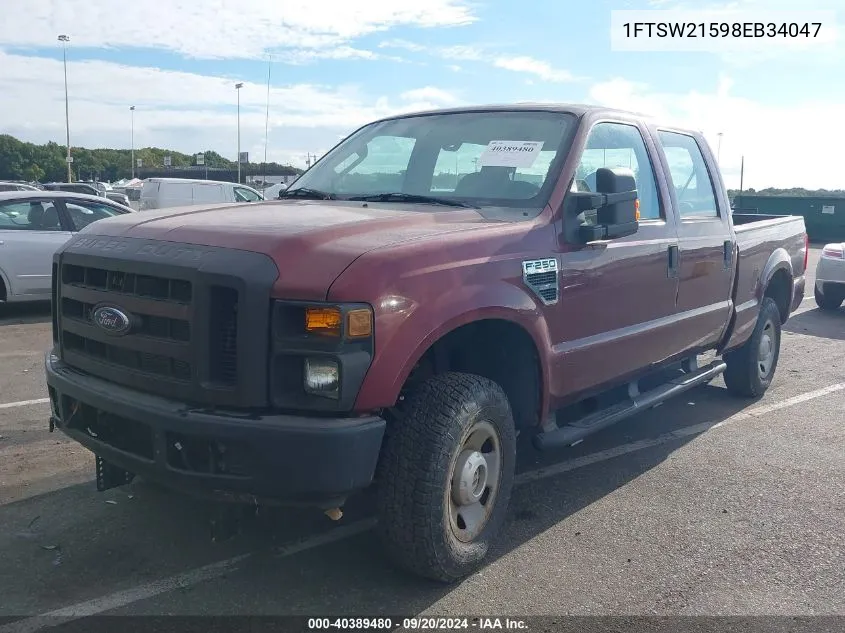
[732,195,845,243]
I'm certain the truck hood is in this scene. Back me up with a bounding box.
[85,199,491,299]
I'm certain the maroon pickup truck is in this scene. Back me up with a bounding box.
[44,104,807,582]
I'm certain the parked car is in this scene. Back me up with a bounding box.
[0,181,40,191]
[814,242,845,310]
[44,104,807,582]
[262,182,289,199]
[42,182,104,197]
[139,177,264,210]
[105,191,132,207]
[0,191,133,303]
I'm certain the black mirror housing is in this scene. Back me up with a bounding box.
[569,167,639,243]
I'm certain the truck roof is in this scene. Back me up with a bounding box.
[372,102,662,126]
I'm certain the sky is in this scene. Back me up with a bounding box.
[0,0,842,189]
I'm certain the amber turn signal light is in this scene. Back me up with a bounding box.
[635,198,640,221]
[305,307,342,336]
[346,308,373,338]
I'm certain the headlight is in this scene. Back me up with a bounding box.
[271,301,374,410]
[304,306,373,338]
[304,358,340,398]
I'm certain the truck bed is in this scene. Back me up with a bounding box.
[725,212,807,352]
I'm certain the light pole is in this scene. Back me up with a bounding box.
[235,82,243,184]
[717,132,723,162]
[130,106,136,179]
[58,34,72,182]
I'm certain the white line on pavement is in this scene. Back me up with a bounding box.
[0,398,49,411]
[2,382,842,632]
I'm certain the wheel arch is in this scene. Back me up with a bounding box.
[758,248,794,324]
[355,284,552,429]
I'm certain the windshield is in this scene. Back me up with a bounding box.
[287,110,575,208]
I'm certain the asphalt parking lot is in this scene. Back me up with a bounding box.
[0,246,843,629]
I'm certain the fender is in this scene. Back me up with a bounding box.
[756,247,794,303]
[352,280,553,416]
[721,247,794,353]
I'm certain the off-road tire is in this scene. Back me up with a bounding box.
[723,297,782,398]
[814,284,844,311]
[376,372,516,583]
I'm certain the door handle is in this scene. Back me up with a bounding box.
[723,240,733,271]
[667,244,680,278]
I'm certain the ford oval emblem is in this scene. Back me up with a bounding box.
[92,305,132,335]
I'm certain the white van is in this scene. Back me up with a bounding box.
[139,178,264,210]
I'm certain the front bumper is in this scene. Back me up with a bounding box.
[45,351,386,507]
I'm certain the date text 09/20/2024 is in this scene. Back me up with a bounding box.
[307,618,528,630]
[621,22,822,38]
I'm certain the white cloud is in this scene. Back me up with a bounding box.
[1,0,477,60]
[379,40,487,61]
[493,56,578,82]
[586,75,845,190]
[400,87,461,105]
[0,50,460,168]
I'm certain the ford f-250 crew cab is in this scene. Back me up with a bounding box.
[44,104,808,582]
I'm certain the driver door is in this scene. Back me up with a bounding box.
[550,120,681,398]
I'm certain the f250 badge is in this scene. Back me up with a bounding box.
[92,305,132,335]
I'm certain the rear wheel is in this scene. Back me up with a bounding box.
[814,284,844,311]
[723,297,782,398]
[376,372,516,582]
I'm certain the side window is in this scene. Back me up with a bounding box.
[333,135,416,194]
[0,201,64,231]
[234,187,261,202]
[574,122,661,220]
[64,200,125,231]
[657,131,719,218]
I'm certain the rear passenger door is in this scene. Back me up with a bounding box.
[654,129,734,350]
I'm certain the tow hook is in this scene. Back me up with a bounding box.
[324,507,343,521]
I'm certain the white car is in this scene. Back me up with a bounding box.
[140,177,264,210]
[814,242,845,311]
[262,182,289,199]
[0,191,134,304]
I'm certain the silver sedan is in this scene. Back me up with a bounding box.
[0,191,133,304]
[814,242,845,311]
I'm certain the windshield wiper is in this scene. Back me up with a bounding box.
[279,187,336,200]
[347,192,477,208]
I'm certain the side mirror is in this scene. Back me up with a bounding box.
[569,167,639,242]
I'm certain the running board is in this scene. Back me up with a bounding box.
[533,360,727,450]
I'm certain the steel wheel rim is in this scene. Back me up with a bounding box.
[758,319,776,379]
[446,420,502,543]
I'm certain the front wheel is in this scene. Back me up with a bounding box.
[815,284,844,311]
[723,297,782,398]
[376,372,516,582]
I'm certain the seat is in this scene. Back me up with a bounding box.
[41,205,61,229]
[454,167,514,198]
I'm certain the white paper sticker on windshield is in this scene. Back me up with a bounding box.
[479,140,543,168]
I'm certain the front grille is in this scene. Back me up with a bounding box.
[62,298,190,342]
[208,286,239,385]
[63,331,192,380]
[54,237,277,408]
[63,264,192,303]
